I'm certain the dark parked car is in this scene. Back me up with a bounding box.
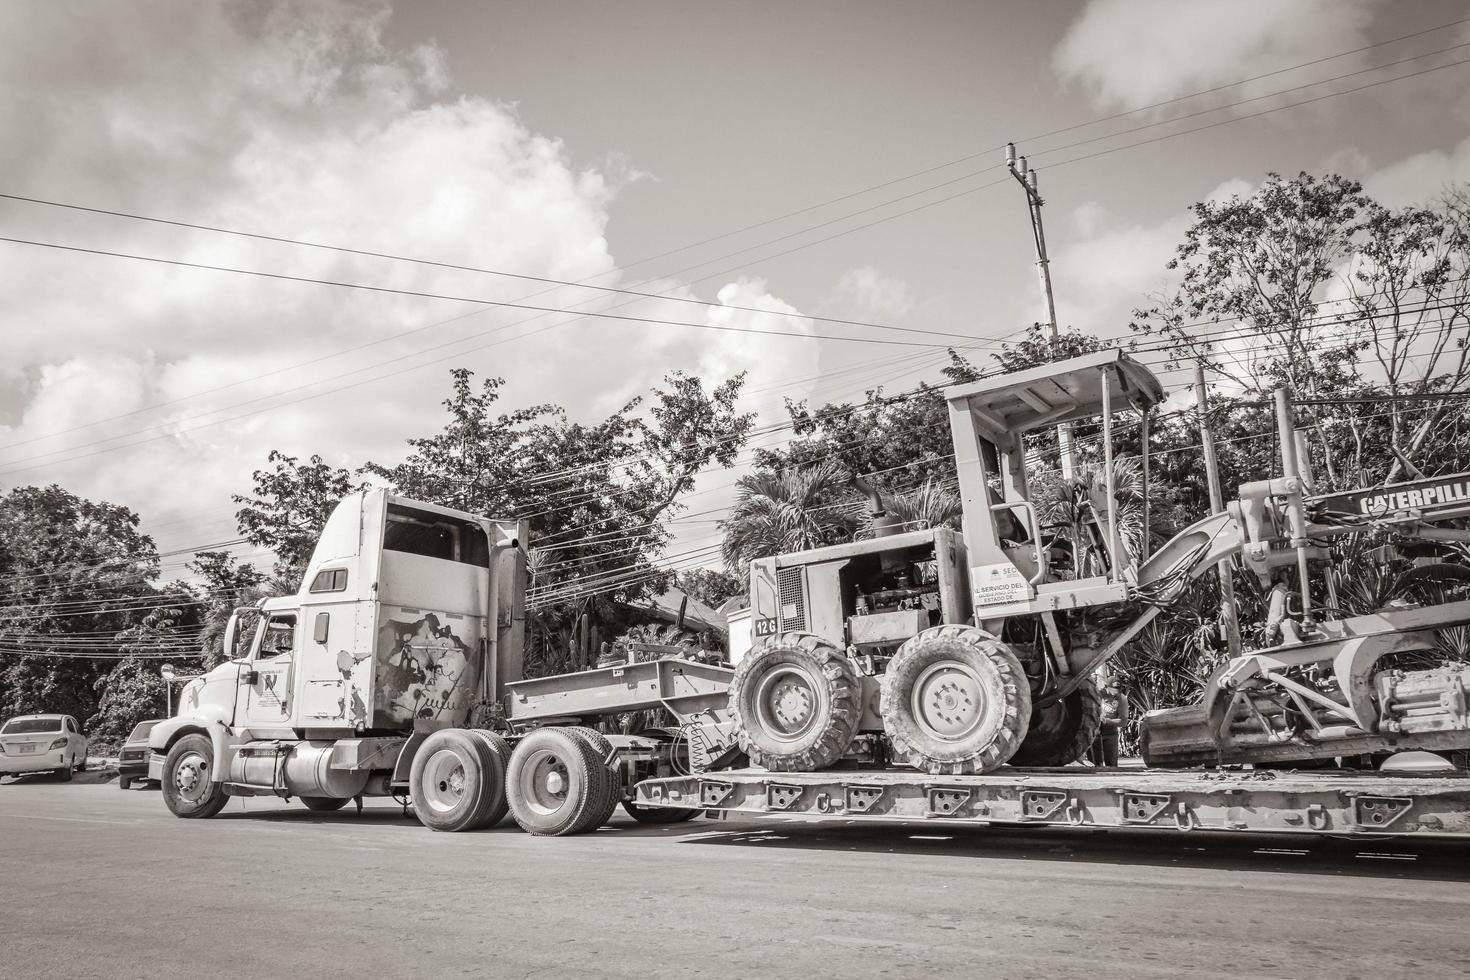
[118,720,162,790]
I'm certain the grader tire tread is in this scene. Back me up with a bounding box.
[881,624,1030,776]
[729,632,861,773]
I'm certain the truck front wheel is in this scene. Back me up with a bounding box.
[162,733,229,818]
[410,729,503,833]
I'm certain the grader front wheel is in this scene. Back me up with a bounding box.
[880,625,1031,775]
[729,632,861,772]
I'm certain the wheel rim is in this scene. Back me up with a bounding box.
[173,750,210,804]
[420,748,471,815]
[753,665,821,742]
[911,660,988,742]
[517,748,572,816]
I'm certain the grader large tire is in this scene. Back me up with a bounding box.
[880,625,1031,775]
[410,729,503,833]
[506,727,617,837]
[729,632,861,772]
[1008,678,1103,767]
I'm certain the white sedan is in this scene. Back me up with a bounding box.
[0,714,89,782]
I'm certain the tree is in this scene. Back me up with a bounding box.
[233,451,364,584]
[676,568,745,608]
[188,550,267,667]
[367,367,755,675]
[720,459,857,575]
[0,485,165,722]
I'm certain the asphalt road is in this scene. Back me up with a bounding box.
[2,769,1469,980]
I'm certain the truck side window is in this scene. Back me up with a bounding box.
[308,568,349,593]
[257,615,296,661]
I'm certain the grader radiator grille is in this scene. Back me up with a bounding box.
[777,566,807,632]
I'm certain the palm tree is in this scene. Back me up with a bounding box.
[720,460,857,574]
[871,478,963,534]
[1036,456,1148,576]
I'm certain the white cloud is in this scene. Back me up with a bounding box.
[825,266,914,322]
[1054,0,1380,110]
[0,0,800,561]
[1363,135,1470,207]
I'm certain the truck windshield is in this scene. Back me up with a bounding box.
[1,718,62,734]
[384,503,489,567]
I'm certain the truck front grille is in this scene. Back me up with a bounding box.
[777,566,807,632]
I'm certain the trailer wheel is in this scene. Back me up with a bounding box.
[881,625,1031,775]
[506,728,614,837]
[410,729,502,833]
[729,632,861,772]
[1008,677,1103,767]
[300,796,350,812]
[466,730,514,829]
[162,733,229,819]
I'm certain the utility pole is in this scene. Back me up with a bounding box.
[1194,365,1242,656]
[1006,142,1075,478]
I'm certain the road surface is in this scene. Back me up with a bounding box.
[2,769,1468,979]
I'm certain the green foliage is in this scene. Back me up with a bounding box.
[188,550,268,667]
[719,459,858,574]
[0,485,168,724]
[233,451,364,584]
[676,568,745,608]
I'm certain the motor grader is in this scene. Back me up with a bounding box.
[730,348,1470,780]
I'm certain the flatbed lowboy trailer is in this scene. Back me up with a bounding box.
[636,767,1470,838]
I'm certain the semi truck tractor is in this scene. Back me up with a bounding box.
[149,489,736,835]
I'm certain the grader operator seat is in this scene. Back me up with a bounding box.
[945,348,1164,612]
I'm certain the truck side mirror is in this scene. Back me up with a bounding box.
[314,612,330,644]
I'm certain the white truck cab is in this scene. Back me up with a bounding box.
[148,488,525,815]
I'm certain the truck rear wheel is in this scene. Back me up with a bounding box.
[300,796,350,812]
[410,729,502,833]
[506,727,615,837]
[467,730,514,829]
[562,727,620,832]
[162,733,229,819]
[729,632,861,772]
[1009,678,1103,767]
[881,625,1031,775]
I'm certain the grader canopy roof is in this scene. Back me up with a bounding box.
[944,348,1163,436]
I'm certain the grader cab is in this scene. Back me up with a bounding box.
[740,349,1166,774]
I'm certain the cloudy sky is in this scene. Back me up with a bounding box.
[3,0,1470,576]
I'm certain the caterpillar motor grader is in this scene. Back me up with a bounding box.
[731,348,1470,779]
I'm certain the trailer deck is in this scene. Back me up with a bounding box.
[635,766,1470,837]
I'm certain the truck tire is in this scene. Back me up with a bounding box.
[729,632,861,772]
[563,728,620,833]
[622,800,699,824]
[466,730,514,829]
[410,729,502,833]
[119,775,132,791]
[1008,678,1103,767]
[881,625,1031,775]
[300,796,350,812]
[162,733,229,819]
[506,727,613,837]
